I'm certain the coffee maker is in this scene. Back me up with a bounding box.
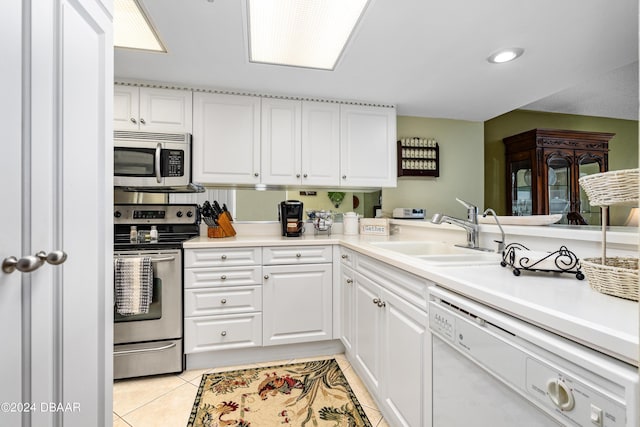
[279,200,304,237]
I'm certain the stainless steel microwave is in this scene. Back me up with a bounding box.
[114,131,201,192]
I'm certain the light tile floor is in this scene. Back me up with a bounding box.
[113,353,390,427]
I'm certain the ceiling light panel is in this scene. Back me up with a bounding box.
[114,0,166,52]
[248,0,369,70]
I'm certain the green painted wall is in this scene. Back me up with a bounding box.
[484,110,638,225]
[383,116,484,220]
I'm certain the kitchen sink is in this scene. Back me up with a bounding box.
[369,240,500,266]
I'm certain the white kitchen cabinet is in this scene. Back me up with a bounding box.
[349,254,431,427]
[261,98,302,186]
[339,265,356,355]
[192,92,261,185]
[301,101,341,186]
[262,248,333,346]
[114,85,192,133]
[184,248,263,353]
[340,104,397,187]
[261,99,341,186]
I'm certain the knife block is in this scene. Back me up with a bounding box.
[207,212,236,238]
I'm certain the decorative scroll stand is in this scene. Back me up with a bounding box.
[501,243,585,280]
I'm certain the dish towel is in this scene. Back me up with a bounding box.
[114,257,153,316]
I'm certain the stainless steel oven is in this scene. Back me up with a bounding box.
[113,204,199,379]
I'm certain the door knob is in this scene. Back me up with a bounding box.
[3,250,67,274]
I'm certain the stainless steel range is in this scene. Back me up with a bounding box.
[113,203,199,379]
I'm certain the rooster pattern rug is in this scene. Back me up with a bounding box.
[187,358,372,427]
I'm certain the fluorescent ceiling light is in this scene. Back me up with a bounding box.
[114,0,166,52]
[487,48,524,64]
[247,0,369,70]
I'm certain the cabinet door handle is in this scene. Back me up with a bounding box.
[221,299,227,304]
[220,275,227,280]
[373,298,380,305]
[221,255,227,260]
[139,118,146,125]
[303,173,308,178]
[130,117,137,124]
[296,173,301,178]
[342,175,347,179]
[296,253,301,258]
[264,274,269,280]
[221,331,227,337]
[346,279,353,284]
[341,254,348,259]
[3,250,68,274]
[254,173,259,177]
[377,300,386,308]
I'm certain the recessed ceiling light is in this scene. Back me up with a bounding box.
[114,0,166,52]
[487,48,524,64]
[247,0,370,70]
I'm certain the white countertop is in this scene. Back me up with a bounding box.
[183,228,639,366]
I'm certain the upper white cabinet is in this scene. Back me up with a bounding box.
[301,101,341,186]
[192,92,261,185]
[261,99,341,186]
[340,104,397,187]
[261,98,302,186]
[114,86,192,133]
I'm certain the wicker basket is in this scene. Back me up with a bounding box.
[578,168,639,207]
[581,257,639,301]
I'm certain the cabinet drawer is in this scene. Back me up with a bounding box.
[184,247,261,268]
[184,313,262,353]
[184,286,262,317]
[358,254,430,311]
[185,265,262,289]
[339,247,356,268]
[263,245,333,265]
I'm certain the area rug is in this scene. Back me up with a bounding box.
[187,358,372,427]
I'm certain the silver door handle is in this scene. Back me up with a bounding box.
[3,250,68,274]
[155,143,162,183]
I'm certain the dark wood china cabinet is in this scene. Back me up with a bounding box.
[503,129,614,225]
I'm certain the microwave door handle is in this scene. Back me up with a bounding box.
[155,143,162,183]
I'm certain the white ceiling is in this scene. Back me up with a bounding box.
[114,0,639,122]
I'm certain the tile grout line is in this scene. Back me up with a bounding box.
[114,375,192,418]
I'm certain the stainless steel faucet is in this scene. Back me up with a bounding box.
[431,198,481,250]
[482,208,505,253]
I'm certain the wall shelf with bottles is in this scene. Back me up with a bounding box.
[397,138,439,177]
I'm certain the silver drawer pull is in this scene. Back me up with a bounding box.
[113,342,176,356]
[221,255,227,260]
[221,299,227,304]
[221,275,227,280]
[373,298,380,304]
[346,279,353,284]
[264,274,269,280]
[296,253,302,258]
[221,331,227,337]
[377,300,386,308]
[341,254,348,259]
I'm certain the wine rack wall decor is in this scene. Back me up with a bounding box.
[397,137,439,177]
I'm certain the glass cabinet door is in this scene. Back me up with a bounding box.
[578,155,604,225]
[547,155,571,223]
[510,159,532,216]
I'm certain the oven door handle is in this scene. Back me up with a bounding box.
[114,255,176,263]
[113,342,176,356]
[155,143,162,183]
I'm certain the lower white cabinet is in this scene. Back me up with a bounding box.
[346,253,431,427]
[339,264,356,355]
[263,262,333,346]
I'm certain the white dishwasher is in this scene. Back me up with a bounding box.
[429,286,638,427]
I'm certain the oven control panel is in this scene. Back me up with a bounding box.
[114,204,198,225]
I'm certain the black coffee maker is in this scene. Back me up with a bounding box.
[279,200,304,237]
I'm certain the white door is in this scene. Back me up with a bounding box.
[192,93,261,185]
[381,288,430,427]
[340,104,397,187]
[1,1,113,426]
[262,264,332,346]
[261,98,302,186]
[301,101,341,186]
[353,273,383,395]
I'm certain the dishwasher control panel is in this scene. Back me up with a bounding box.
[526,358,626,427]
